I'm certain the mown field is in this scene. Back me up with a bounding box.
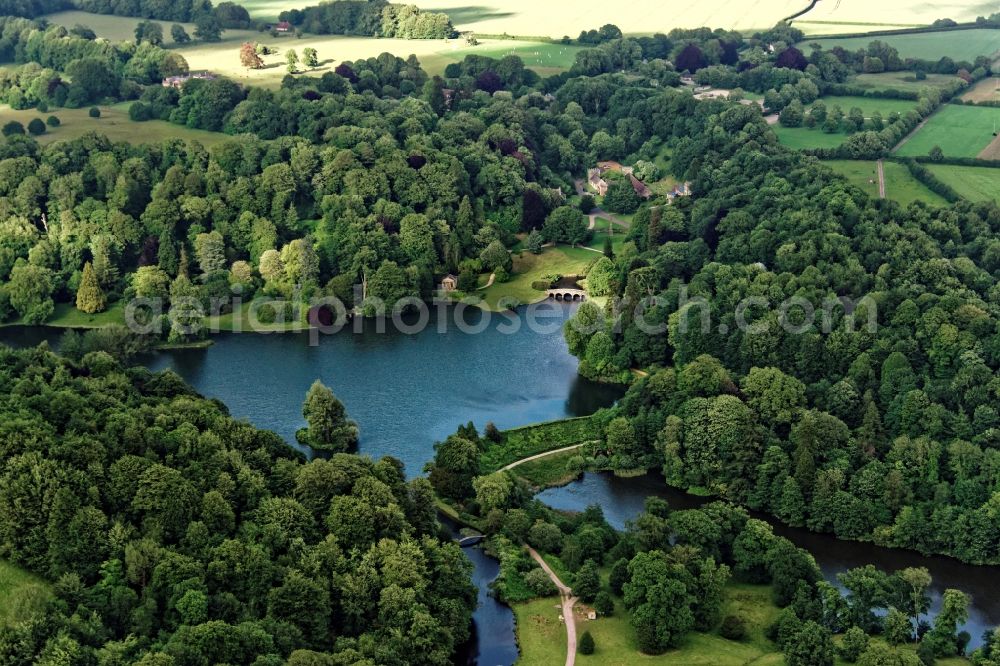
[895,104,1000,158]
[774,125,850,150]
[803,29,1000,62]
[820,95,919,116]
[926,164,1000,200]
[0,103,230,147]
[823,160,947,206]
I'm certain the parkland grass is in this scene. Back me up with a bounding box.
[0,103,231,147]
[926,164,1000,200]
[895,105,1000,158]
[802,29,1000,62]
[477,245,597,310]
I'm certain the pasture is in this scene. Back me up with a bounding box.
[894,105,1000,158]
[823,160,880,198]
[0,104,230,147]
[44,10,198,43]
[926,164,1000,201]
[803,29,1000,62]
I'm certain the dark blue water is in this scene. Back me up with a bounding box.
[540,473,1000,648]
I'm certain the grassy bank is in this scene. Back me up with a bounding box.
[478,245,598,310]
[481,416,603,473]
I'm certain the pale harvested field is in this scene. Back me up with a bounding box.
[794,0,998,28]
[962,77,1000,103]
[977,133,1000,160]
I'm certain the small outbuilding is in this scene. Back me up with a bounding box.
[441,274,459,292]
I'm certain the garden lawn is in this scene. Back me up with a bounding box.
[895,105,1000,158]
[586,218,627,255]
[926,164,1000,201]
[0,104,230,147]
[0,559,51,627]
[478,245,597,310]
[800,27,1000,61]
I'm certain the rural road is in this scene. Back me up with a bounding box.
[573,179,632,229]
[528,547,579,666]
[499,444,587,471]
[876,159,886,198]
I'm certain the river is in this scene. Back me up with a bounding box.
[539,473,999,648]
[1,305,997,657]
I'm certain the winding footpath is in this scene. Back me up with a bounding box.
[499,443,587,471]
[527,547,579,666]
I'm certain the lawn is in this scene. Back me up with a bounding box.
[895,105,1000,158]
[0,560,51,627]
[478,245,598,310]
[586,218,628,255]
[926,164,1000,201]
[515,583,782,666]
[802,28,1000,62]
[0,103,231,147]
[0,301,127,329]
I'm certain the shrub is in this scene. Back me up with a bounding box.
[27,118,46,135]
[720,615,748,641]
[2,120,25,136]
[839,626,869,662]
[593,591,614,616]
[89,106,101,118]
[579,631,595,655]
[46,115,60,127]
[524,568,557,597]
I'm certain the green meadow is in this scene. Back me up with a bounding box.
[895,105,1000,158]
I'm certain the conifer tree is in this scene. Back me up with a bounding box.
[76,262,106,313]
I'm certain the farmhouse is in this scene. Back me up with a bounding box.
[274,21,293,32]
[669,182,692,199]
[587,168,608,196]
[162,71,217,88]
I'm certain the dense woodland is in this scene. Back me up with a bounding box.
[3,7,1000,661]
[0,345,475,663]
